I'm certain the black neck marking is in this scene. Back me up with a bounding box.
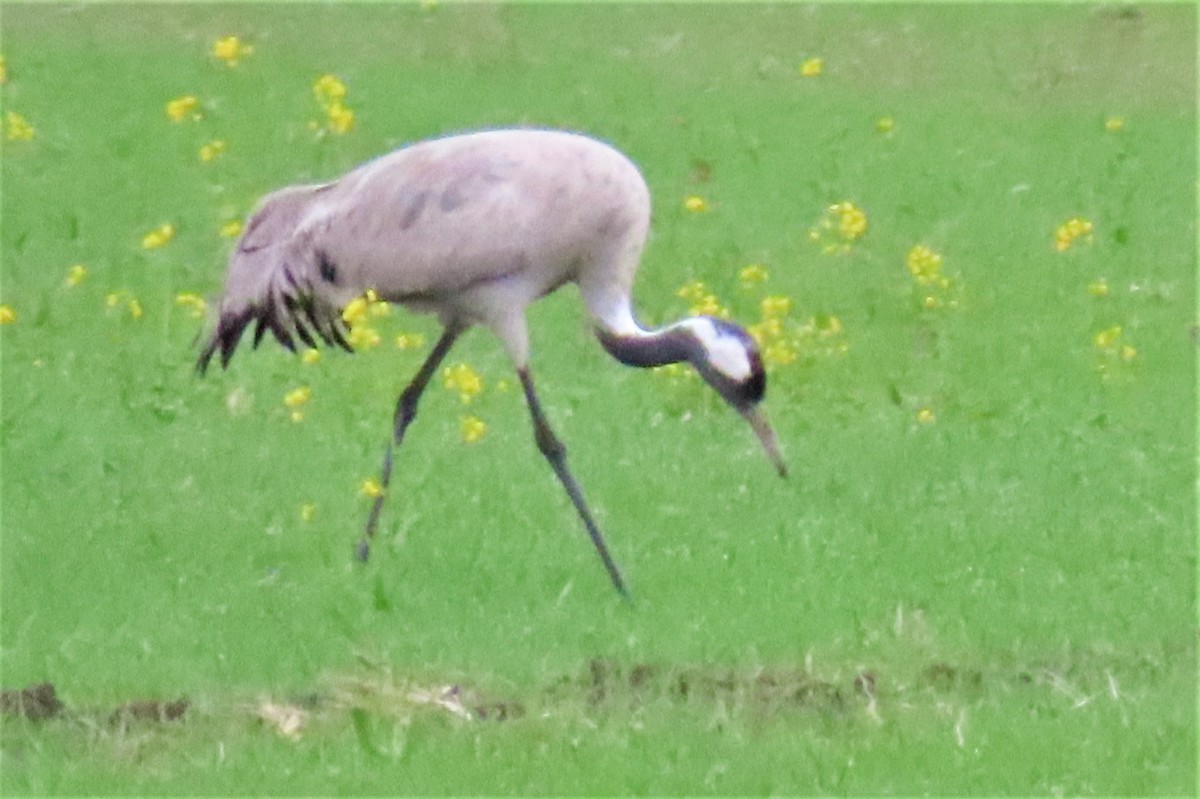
[595,325,697,369]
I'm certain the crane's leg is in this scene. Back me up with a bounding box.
[358,323,463,562]
[516,368,630,599]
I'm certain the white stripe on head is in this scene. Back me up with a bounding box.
[682,317,753,381]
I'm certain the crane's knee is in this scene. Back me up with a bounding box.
[533,421,566,462]
[517,368,567,462]
[395,385,422,429]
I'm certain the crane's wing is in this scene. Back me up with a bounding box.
[196,183,352,374]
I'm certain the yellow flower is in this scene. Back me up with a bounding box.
[1087,277,1110,297]
[65,264,88,287]
[165,95,201,122]
[738,263,768,288]
[360,478,385,498]
[815,314,843,338]
[312,75,356,135]
[313,74,348,105]
[219,219,244,239]
[339,291,386,350]
[341,291,379,326]
[283,386,311,409]
[443,363,484,404]
[286,391,308,420]
[4,111,35,142]
[1104,116,1126,133]
[0,305,15,324]
[834,202,867,241]
[299,503,317,523]
[141,223,177,250]
[1092,325,1137,377]
[811,201,868,254]
[199,139,227,162]
[761,295,792,319]
[395,332,427,350]
[906,244,944,285]
[763,340,798,367]
[748,317,782,345]
[106,291,143,320]
[1054,217,1094,252]
[175,292,207,319]
[460,414,488,444]
[211,35,253,67]
[689,293,728,318]
[799,57,824,77]
[347,325,382,350]
[326,102,355,135]
[676,280,727,317]
[676,280,709,303]
[301,348,321,365]
[683,195,710,213]
[916,407,936,424]
[904,244,959,310]
[1094,325,1122,351]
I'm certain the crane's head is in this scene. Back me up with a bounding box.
[679,317,787,477]
[196,183,353,374]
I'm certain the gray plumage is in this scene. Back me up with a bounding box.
[198,129,652,372]
[197,128,785,597]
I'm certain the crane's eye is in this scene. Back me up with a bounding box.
[318,251,337,283]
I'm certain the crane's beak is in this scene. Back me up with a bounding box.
[741,406,787,477]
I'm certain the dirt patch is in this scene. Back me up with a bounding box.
[320,658,933,732]
[1,682,188,725]
[329,670,526,727]
[571,659,857,717]
[921,661,984,693]
[110,699,190,724]
[1,683,64,721]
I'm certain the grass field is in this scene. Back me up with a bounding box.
[1,3,1196,794]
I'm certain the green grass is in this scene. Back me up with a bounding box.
[1,3,1196,794]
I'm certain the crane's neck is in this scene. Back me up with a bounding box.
[593,302,762,411]
[596,321,700,368]
[593,302,699,369]
[590,299,787,476]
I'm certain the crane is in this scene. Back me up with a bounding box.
[197,128,786,598]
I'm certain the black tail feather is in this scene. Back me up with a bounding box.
[300,298,335,347]
[329,316,354,353]
[196,334,221,375]
[196,307,255,374]
[264,307,296,352]
[292,314,318,350]
[252,316,268,349]
[284,295,319,350]
[196,292,353,376]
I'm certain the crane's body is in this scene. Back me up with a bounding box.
[209,130,650,366]
[198,128,785,597]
